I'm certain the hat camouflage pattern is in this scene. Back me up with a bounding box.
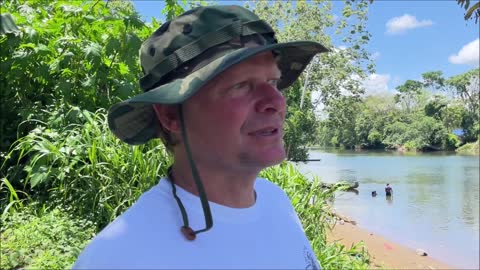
[108,5,329,145]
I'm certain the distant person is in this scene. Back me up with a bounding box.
[385,183,393,197]
[371,191,377,197]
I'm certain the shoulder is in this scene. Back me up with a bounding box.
[73,179,181,269]
[255,177,292,203]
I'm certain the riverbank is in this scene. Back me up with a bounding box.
[327,221,453,269]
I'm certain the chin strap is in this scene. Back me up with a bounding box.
[167,105,213,241]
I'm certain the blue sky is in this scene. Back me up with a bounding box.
[133,1,479,95]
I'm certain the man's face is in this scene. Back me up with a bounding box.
[181,51,286,173]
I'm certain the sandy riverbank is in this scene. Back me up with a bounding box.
[327,221,454,269]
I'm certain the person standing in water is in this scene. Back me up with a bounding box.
[385,183,393,197]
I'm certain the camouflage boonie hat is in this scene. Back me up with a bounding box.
[108,5,329,145]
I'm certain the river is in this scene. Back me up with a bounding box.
[296,149,479,269]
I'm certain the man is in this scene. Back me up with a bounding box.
[74,5,328,269]
[385,183,393,196]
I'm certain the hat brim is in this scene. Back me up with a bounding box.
[108,41,328,145]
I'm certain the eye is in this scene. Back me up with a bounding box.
[267,79,279,88]
[230,81,250,91]
[221,81,252,97]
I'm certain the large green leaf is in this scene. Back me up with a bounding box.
[0,14,20,35]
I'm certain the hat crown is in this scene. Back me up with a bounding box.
[138,5,275,91]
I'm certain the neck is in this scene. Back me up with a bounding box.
[170,160,258,208]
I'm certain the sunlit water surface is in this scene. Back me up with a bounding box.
[296,149,479,269]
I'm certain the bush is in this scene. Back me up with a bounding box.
[2,107,172,229]
[443,133,461,150]
[0,0,151,152]
[456,140,480,155]
[1,206,95,270]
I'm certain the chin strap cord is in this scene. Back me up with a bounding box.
[167,105,213,241]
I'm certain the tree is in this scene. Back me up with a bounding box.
[354,95,396,148]
[0,0,154,152]
[457,0,480,23]
[446,68,479,141]
[317,96,361,148]
[422,71,446,94]
[394,80,425,113]
[446,68,480,116]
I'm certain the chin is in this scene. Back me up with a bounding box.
[239,148,286,169]
[258,149,287,167]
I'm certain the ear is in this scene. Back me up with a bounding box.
[152,104,181,133]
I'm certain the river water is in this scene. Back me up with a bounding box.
[296,149,479,269]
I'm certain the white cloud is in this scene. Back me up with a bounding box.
[448,38,480,67]
[386,14,433,34]
[371,51,381,60]
[362,73,392,96]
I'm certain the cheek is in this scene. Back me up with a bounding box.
[214,105,249,131]
[184,95,252,136]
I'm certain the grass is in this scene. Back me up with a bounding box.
[456,140,480,155]
[1,206,95,269]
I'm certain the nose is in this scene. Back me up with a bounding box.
[254,82,286,114]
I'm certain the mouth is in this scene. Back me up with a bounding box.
[248,127,281,137]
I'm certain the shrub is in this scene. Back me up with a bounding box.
[456,140,480,155]
[2,107,172,229]
[443,133,461,150]
[1,206,95,270]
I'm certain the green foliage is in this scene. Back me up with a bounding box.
[1,206,95,270]
[318,68,479,151]
[163,0,187,20]
[283,81,319,160]
[444,134,461,150]
[457,0,480,23]
[424,95,447,119]
[456,140,480,155]
[0,0,151,152]
[260,163,371,269]
[318,96,361,149]
[383,114,447,151]
[2,107,172,229]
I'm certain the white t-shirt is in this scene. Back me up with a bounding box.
[73,177,321,269]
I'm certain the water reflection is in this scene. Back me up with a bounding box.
[386,195,393,205]
[462,166,480,229]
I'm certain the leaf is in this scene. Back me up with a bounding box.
[59,51,74,67]
[81,76,94,87]
[83,42,102,58]
[19,43,36,50]
[105,38,121,56]
[465,2,480,21]
[123,15,145,29]
[125,33,142,51]
[85,15,95,23]
[30,165,48,188]
[118,62,130,75]
[34,44,52,56]
[0,14,20,35]
[116,83,135,99]
[61,5,83,16]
